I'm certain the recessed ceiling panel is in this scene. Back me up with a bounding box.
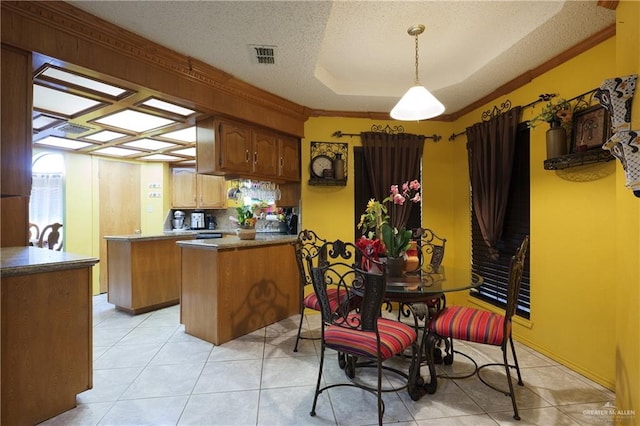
[33,114,63,131]
[160,127,196,142]
[33,84,103,117]
[40,66,129,97]
[93,109,176,133]
[170,147,196,157]
[84,130,129,142]
[35,136,95,150]
[140,98,196,116]
[123,139,177,151]
[140,153,185,161]
[91,146,141,157]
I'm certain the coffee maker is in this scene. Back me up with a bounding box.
[190,210,205,230]
[284,208,298,235]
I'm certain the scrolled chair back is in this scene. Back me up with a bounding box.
[406,227,447,274]
[293,229,328,288]
[307,239,385,330]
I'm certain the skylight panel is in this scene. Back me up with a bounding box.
[160,127,196,142]
[123,139,177,151]
[84,130,129,142]
[94,109,175,133]
[34,136,95,150]
[139,154,184,161]
[41,67,128,97]
[170,147,196,157]
[33,85,102,116]
[91,146,141,157]
[141,98,196,116]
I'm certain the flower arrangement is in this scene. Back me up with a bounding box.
[529,98,572,128]
[275,207,286,223]
[235,206,256,228]
[357,179,421,259]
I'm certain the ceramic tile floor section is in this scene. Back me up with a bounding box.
[41,294,617,426]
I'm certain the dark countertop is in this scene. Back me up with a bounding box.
[176,233,297,250]
[104,229,234,241]
[0,247,99,277]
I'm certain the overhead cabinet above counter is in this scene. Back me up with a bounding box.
[196,117,300,182]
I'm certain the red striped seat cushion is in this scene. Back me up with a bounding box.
[303,287,347,312]
[431,305,507,346]
[324,314,417,360]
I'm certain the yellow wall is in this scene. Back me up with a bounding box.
[613,0,639,415]
[62,152,170,293]
[301,35,625,391]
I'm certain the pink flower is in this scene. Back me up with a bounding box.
[410,193,421,203]
[409,180,420,191]
[393,193,406,205]
[390,184,399,196]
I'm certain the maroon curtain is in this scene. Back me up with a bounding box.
[361,132,424,229]
[466,106,522,260]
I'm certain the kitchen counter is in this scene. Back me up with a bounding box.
[176,233,296,250]
[179,234,298,345]
[105,233,196,314]
[0,246,99,276]
[1,247,98,425]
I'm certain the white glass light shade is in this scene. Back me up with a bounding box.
[390,85,445,121]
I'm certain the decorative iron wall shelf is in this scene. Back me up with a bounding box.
[543,149,614,170]
[308,141,348,186]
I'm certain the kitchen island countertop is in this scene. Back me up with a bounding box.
[0,246,99,277]
[176,233,296,250]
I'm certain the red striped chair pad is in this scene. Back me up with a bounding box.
[303,287,347,312]
[324,314,417,360]
[431,305,507,346]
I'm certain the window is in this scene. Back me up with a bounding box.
[470,123,531,319]
[30,152,65,233]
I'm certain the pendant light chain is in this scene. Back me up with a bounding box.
[414,31,420,85]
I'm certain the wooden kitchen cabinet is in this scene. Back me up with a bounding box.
[278,135,300,180]
[171,167,226,208]
[197,116,301,182]
[278,182,300,207]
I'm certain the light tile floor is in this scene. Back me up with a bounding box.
[41,294,617,426]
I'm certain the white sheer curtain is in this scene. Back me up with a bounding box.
[29,173,64,230]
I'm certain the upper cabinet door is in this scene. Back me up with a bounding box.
[217,118,252,174]
[278,136,300,181]
[1,45,32,197]
[252,129,279,177]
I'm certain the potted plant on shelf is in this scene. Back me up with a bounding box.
[529,98,572,159]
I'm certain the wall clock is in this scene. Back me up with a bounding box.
[310,154,333,178]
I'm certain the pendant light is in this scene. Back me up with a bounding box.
[390,24,445,121]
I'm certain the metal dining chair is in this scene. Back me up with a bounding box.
[307,239,422,426]
[37,222,63,251]
[427,235,529,420]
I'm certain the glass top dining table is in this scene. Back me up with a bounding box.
[384,264,484,302]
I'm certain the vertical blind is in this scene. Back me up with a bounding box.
[471,123,531,319]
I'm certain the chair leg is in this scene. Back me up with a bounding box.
[376,357,383,426]
[503,343,520,421]
[509,336,524,385]
[309,343,325,417]
[293,308,305,352]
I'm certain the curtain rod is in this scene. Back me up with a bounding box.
[447,88,599,141]
[331,124,442,142]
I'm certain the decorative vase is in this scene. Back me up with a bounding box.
[333,153,345,180]
[386,256,405,278]
[236,225,256,240]
[546,120,567,159]
[404,241,419,272]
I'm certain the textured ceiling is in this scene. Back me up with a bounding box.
[70,0,616,116]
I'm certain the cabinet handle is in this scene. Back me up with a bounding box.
[280,157,284,168]
[253,152,257,164]
[245,150,250,162]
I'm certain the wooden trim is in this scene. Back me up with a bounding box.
[597,1,619,10]
[1,1,306,136]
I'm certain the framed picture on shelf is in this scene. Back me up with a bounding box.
[571,105,611,153]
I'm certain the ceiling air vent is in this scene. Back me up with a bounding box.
[56,122,93,134]
[248,45,276,65]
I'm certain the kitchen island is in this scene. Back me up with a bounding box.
[104,232,198,314]
[177,234,298,345]
[1,247,99,425]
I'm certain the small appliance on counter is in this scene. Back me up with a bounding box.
[172,210,185,230]
[206,214,216,230]
[191,210,205,230]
